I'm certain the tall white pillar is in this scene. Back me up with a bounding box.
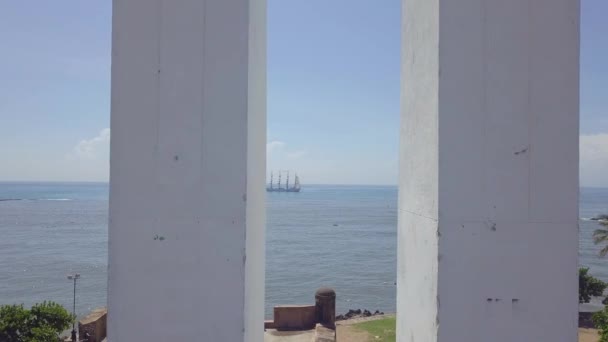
[108,0,266,341]
[398,0,579,341]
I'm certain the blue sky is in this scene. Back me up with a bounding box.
[0,1,606,185]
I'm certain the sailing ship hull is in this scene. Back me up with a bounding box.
[266,188,300,192]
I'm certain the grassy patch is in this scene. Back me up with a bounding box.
[354,317,396,342]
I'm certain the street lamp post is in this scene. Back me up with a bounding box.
[67,273,80,342]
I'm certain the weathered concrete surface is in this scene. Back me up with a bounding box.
[335,325,369,342]
[398,0,440,339]
[399,0,579,341]
[108,0,266,341]
[314,324,336,342]
[264,329,315,342]
[263,326,336,342]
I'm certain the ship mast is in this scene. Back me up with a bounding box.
[270,172,273,189]
[278,172,282,190]
[286,171,290,190]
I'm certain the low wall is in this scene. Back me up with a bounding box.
[272,305,316,331]
[78,307,107,342]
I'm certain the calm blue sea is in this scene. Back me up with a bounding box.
[0,182,607,318]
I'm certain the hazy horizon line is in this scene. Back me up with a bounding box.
[0,180,607,190]
[0,180,399,187]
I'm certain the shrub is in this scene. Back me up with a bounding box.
[0,302,73,342]
[580,267,608,303]
[594,307,608,342]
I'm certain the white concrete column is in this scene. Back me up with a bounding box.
[108,0,266,341]
[398,0,579,341]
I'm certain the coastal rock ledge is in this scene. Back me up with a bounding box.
[335,309,384,321]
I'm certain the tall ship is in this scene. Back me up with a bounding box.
[266,170,301,192]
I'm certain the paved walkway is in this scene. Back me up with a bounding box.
[264,329,315,342]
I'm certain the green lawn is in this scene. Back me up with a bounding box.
[354,317,396,342]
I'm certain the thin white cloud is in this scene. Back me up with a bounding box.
[71,128,110,160]
[266,141,285,154]
[580,134,608,187]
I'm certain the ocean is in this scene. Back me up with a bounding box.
[0,182,607,318]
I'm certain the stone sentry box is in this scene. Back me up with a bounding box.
[315,287,336,329]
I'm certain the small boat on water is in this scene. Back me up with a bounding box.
[267,170,301,192]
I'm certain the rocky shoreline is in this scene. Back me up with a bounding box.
[335,308,385,321]
[591,214,608,221]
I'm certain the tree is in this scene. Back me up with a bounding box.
[27,326,61,342]
[29,302,73,335]
[579,267,608,303]
[0,302,73,342]
[593,217,608,257]
[594,307,608,342]
[0,305,29,342]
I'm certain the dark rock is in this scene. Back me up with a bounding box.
[345,310,356,319]
[337,308,386,321]
[592,214,608,221]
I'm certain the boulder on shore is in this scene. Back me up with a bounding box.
[336,308,385,321]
